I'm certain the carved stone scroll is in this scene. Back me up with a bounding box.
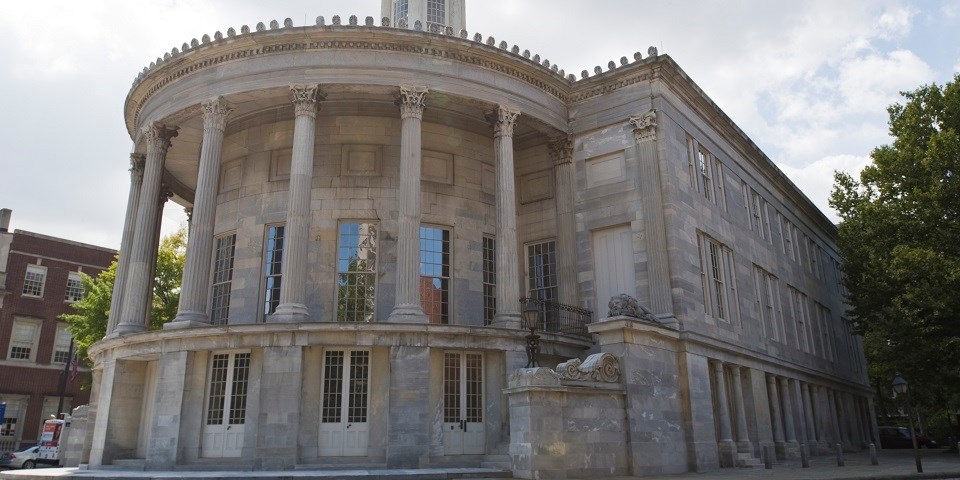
[555,352,621,383]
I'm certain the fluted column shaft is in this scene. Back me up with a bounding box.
[730,366,750,444]
[388,85,429,323]
[115,123,177,335]
[550,138,577,307]
[712,362,734,442]
[271,85,321,323]
[767,375,785,443]
[492,106,521,327]
[801,383,818,443]
[170,97,231,328]
[107,154,145,335]
[779,377,798,442]
[143,188,170,324]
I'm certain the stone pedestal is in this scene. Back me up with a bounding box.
[145,352,190,469]
[505,367,628,479]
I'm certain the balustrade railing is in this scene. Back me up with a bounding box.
[519,297,592,338]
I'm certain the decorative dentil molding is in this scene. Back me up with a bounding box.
[548,137,573,166]
[200,96,233,132]
[141,122,179,155]
[290,84,324,118]
[493,106,521,138]
[397,85,428,120]
[629,109,657,143]
[555,352,621,383]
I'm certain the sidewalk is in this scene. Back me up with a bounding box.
[0,449,958,480]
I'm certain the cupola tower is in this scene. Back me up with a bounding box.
[381,0,465,31]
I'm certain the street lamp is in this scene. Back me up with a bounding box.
[522,300,541,368]
[892,374,922,473]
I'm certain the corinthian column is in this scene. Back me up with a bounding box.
[387,85,429,323]
[271,85,322,323]
[115,123,177,335]
[779,377,798,443]
[107,154,145,335]
[168,97,232,329]
[491,106,521,328]
[550,137,577,307]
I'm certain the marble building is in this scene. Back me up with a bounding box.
[72,1,876,477]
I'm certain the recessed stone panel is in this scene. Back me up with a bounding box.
[269,148,292,181]
[422,150,454,185]
[585,151,626,188]
[520,169,554,204]
[219,159,242,193]
[481,164,495,195]
[340,144,383,177]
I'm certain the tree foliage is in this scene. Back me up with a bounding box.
[61,227,187,362]
[830,75,960,414]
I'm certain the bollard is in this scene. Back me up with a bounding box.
[763,445,773,469]
[869,443,879,465]
[800,444,810,468]
[836,443,845,467]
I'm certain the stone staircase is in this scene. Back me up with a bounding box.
[736,452,763,469]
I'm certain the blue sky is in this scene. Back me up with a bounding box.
[0,0,957,248]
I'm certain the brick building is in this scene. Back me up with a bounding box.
[0,209,115,451]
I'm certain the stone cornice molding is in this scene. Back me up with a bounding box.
[629,109,658,143]
[493,106,520,138]
[129,153,146,179]
[548,137,573,166]
[200,96,233,132]
[397,85,428,120]
[141,122,178,155]
[290,84,324,118]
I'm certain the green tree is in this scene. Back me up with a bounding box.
[830,76,960,419]
[61,227,187,362]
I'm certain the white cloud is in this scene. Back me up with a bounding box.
[838,49,934,113]
[778,154,874,222]
[875,6,916,39]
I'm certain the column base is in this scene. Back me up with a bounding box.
[387,304,428,323]
[111,323,146,336]
[270,303,310,323]
[736,440,753,454]
[490,313,521,329]
[776,441,800,460]
[165,311,211,329]
[718,440,737,468]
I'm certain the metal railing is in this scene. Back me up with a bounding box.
[519,297,592,338]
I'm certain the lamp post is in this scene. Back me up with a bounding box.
[522,300,541,368]
[892,374,922,473]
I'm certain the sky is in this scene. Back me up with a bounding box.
[0,0,957,250]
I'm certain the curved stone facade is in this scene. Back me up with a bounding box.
[77,8,876,477]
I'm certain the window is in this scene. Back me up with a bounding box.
[211,234,236,325]
[427,0,446,25]
[687,138,724,208]
[205,352,250,427]
[8,318,41,361]
[815,302,833,361]
[393,0,408,23]
[1,417,16,437]
[753,266,782,341]
[336,222,378,322]
[788,287,812,353]
[527,240,558,322]
[698,148,713,202]
[22,265,46,297]
[482,236,496,325]
[52,325,72,364]
[64,272,85,302]
[750,190,764,239]
[262,225,285,318]
[686,137,698,188]
[420,226,450,324]
[697,233,737,322]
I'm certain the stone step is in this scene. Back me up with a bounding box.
[295,463,388,470]
[0,467,513,480]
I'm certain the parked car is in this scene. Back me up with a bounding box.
[0,445,40,469]
[878,426,939,449]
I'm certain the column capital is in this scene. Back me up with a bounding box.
[200,96,233,133]
[766,374,778,386]
[629,109,658,143]
[290,84,324,118]
[142,122,179,155]
[492,106,521,138]
[548,136,573,166]
[397,85,428,120]
[129,153,146,178]
[159,185,174,204]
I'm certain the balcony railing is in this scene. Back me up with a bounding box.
[519,297,592,338]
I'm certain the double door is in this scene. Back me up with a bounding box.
[201,352,250,458]
[442,352,484,455]
[319,350,370,457]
